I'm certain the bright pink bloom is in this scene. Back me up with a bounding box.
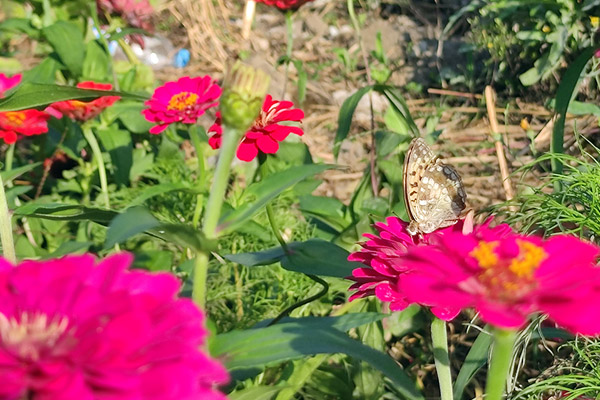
[347,216,510,320]
[0,253,228,399]
[399,231,600,335]
[208,94,304,162]
[142,76,221,134]
[256,0,314,10]
[46,81,120,122]
[0,73,21,96]
[0,73,50,144]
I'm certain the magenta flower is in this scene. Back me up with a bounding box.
[0,73,21,96]
[142,76,222,134]
[399,231,600,335]
[0,253,229,399]
[347,215,511,321]
[208,94,304,162]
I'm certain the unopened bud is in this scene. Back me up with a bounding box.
[219,62,270,131]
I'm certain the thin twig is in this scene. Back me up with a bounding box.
[484,86,516,205]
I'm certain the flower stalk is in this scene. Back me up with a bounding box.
[192,62,270,307]
[82,124,110,209]
[189,125,207,228]
[0,172,16,264]
[485,328,518,400]
[431,318,453,400]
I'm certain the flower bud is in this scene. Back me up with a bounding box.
[219,62,270,131]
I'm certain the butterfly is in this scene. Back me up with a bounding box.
[403,138,467,235]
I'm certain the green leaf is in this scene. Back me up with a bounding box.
[129,182,191,207]
[0,83,147,112]
[45,241,93,258]
[551,47,598,176]
[104,207,160,249]
[106,102,153,133]
[230,386,285,400]
[1,163,41,185]
[42,21,85,76]
[22,58,60,84]
[377,85,418,135]
[97,126,133,186]
[218,164,333,234]
[14,203,118,224]
[275,356,327,400]
[280,239,359,278]
[226,239,359,278]
[82,40,110,82]
[453,327,492,400]
[0,18,37,36]
[334,86,372,159]
[299,195,348,233]
[210,314,423,400]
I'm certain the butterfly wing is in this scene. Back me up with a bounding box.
[403,138,437,225]
[411,161,467,233]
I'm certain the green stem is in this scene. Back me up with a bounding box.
[0,173,16,264]
[82,125,110,209]
[201,125,241,239]
[89,3,119,89]
[5,144,14,173]
[189,126,207,228]
[281,11,294,99]
[192,251,209,308]
[266,203,289,251]
[485,328,518,400]
[193,124,241,307]
[431,318,453,400]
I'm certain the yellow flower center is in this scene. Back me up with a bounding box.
[4,111,26,126]
[0,312,70,361]
[590,16,599,28]
[168,92,198,111]
[470,239,547,296]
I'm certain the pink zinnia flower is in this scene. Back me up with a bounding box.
[142,76,222,134]
[208,94,304,162]
[0,73,21,96]
[46,81,120,122]
[0,253,229,399]
[256,0,314,10]
[347,215,510,320]
[0,73,50,144]
[399,231,600,335]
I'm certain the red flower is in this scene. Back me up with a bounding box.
[256,0,314,10]
[0,73,50,144]
[45,81,120,122]
[208,94,304,162]
[0,110,50,144]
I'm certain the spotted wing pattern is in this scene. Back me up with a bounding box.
[403,138,467,235]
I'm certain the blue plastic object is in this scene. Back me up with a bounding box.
[174,49,190,68]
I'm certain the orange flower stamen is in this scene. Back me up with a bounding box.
[168,92,198,111]
[4,111,26,126]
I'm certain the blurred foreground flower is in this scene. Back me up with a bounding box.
[0,253,228,399]
[142,76,221,134]
[46,81,120,122]
[97,0,154,32]
[0,73,49,144]
[256,0,314,10]
[208,95,304,162]
[347,215,510,320]
[400,230,600,335]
